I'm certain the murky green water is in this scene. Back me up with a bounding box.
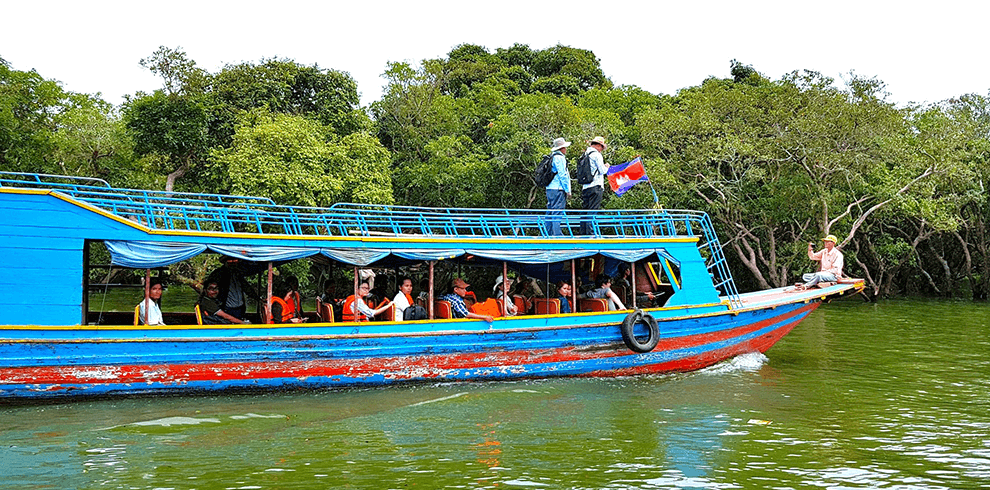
[3,299,989,489]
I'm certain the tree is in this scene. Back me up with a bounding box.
[139,46,208,95]
[123,91,210,191]
[209,58,368,136]
[51,98,134,180]
[210,109,392,207]
[0,59,68,173]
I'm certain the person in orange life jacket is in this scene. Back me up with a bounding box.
[197,281,249,324]
[343,282,392,321]
[391,276,414,322]
[282,275,303,320]
[269,282,304,324]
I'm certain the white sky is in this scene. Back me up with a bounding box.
[2,0,987,109]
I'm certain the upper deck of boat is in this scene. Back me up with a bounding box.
[0,171,746,308]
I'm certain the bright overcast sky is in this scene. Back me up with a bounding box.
[2,0,988,109]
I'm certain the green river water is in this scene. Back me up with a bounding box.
[2,299,989,489]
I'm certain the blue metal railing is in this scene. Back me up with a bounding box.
[0,172,741,307]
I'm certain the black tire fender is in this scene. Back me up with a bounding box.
[620,308,660,353]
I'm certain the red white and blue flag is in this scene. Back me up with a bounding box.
[607,157,649,196]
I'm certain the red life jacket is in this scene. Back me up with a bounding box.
[268,296,294,323]
[341,295,368,322]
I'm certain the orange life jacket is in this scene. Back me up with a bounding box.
[470,298,501,318]
[342,295,368,322]
[268,296,294,323]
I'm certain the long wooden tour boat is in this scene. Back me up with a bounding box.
[0,172,863,399]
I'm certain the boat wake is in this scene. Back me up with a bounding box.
[700,352,768,375]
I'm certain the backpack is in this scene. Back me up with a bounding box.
[534,154,556,187]
[403,304,428,321]
[576,150,595,185]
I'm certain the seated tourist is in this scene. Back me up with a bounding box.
[137,277,166,325]
[392,277,414,322]
[557,280,573,314]
[582,274,626,311]
[342,282,392,322]
[284,275,303,319]
[439,278,494,323]
[270,282,305,324]
[492,274,517,316]
[197,281,248,324]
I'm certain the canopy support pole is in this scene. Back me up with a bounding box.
[143,268,150,325]
[503,262,509,315]
[571,259,577,313]
[266,262,273,323]
[631,262,637,309]
[428,261,435,319]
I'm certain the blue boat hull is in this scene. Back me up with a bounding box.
[0,302,818,399]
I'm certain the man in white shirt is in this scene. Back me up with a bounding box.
[579,136,609,235]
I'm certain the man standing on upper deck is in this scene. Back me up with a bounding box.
[579,136,609,235]
[545,137,571,236]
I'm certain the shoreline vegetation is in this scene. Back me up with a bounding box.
[2,44,987,300]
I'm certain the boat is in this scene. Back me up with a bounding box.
[0,172,864,399]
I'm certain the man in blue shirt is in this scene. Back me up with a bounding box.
[545,137,571,236]
[440,278,494,323]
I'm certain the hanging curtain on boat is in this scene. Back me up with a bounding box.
[391,249,466,261]
[465,249,595,264]
[595,249,681,265]
[106,241,207,268]
[209,244,318,263]
[319,248,393,267]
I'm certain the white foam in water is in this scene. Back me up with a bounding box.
[700,352,768,375]
[408,392,469,407]
[229,413,285,420]
[129,416,221,427]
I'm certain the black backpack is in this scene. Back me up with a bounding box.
[534,154,555,187]
[403,304,428,321]
[575,150,595,185]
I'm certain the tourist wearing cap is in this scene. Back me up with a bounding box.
[545,137,572,236]
[579,136,609,235]
[795,234,844,291]
[440,278,494,322]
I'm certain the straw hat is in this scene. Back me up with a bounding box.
[589,136,607,148]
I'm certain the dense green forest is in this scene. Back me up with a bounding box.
[2,45,988,299]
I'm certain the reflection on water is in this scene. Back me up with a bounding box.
[2,299,989,489]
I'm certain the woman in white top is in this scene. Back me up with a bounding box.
[392,277,414,322]
[137,278,166,325]
[492,274,518,316]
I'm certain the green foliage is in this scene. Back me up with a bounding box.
[0,60,68,172]
[210,109,392,207]
[208,58,368,135]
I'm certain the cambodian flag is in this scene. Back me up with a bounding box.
[607,157,649,196]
